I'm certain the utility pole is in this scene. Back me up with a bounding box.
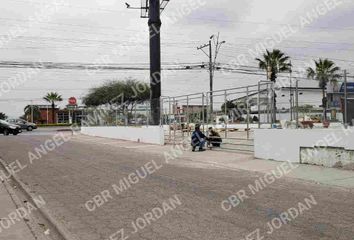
[289,61,293,121]
[149,0,161,125]
[126,0,171,125]
[197,33,225,120]
[344,69,348,127]
[209,38,213,114]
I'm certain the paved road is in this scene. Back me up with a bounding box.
[0,130,353,240]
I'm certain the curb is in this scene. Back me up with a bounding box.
[1,179,44,240]
[0,158,80,240]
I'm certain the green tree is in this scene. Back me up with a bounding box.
[24,105,41,122]
[221,100,237,113]
[43,92,63,123]
[221,100,249,121]
[256,49,292,121]
[83,79,150,113]
[307,59,341,120]
[0,112,7,120]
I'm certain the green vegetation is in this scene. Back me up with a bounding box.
[221,100,248,121]
[43,92,63,123]
[83,79,150,112]
[82,79,150,126]
[256,49,292,121]
[307,59,341,120]
[0,112,7,120]
[24,105,41,122]
[221,100,237,113]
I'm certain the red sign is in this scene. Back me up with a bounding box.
[68,97,77,105]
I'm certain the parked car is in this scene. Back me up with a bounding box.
[6,119,37,131]
[0,120,22,135]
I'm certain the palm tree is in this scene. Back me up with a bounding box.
[43,92,63,124]
[256,49,292,122]
[0,112,7,120]
[24,105,41,122]
[307,59,341,120]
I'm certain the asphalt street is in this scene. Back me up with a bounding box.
[0,128,353,240]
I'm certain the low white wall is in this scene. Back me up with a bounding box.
[301,147,354,168]
[254,128,354,163]
[81,126,164,145]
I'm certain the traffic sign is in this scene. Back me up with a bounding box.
[68,97,77,105]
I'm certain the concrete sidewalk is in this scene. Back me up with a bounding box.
[75,134,354,189]
[0,182,36,240]
[156,145,354,189]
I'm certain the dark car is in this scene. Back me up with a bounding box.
[0,120,22,135]
[6,119,37,131]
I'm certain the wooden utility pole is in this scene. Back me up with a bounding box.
[148,0,161,125]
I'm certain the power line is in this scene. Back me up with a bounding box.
[223,37,354,46]
[0,61,206,71]
[3,16,354,49]
[7,0,127,14]
[217,48,354,65]
[188,17,354,32]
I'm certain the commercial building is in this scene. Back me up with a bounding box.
[26,105,86,124]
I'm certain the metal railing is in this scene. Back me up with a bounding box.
[161,82,276,152]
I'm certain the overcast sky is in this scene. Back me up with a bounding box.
[0,0,353,117]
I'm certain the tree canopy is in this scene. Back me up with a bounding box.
[43,92,63,104]
[307,59,341,120]
[83,79,150,109]
[307,59,341,90]
[24,105,41,122]
[0,112,7,120]
[256,49,292,82]
[43,92,62,123]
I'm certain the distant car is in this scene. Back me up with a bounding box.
[0,120,22,135]
[6,119,37,131]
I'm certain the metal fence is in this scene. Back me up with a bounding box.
[161,82,276,152]
[81,100,152,127]
[80,78,352,152]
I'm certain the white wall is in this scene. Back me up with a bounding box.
[301,147,354,168]
[81,126,165,145]
[254,128,354,163]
